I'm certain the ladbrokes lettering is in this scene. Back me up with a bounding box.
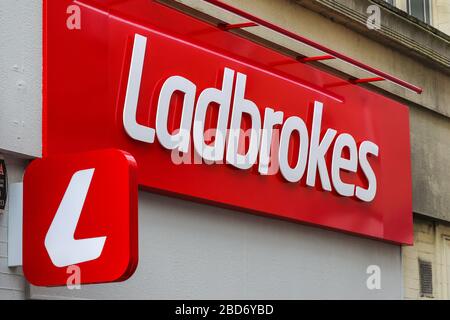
[123,34,379,203]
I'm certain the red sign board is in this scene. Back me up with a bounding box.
[23,149,138,286]
[44,0,412,244]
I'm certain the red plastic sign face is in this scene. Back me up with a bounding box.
[44,0,412,244]
[23,149,138,286]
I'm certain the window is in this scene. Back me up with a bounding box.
[407,0,431,24]
[385,0,394,5]
[419,259,433,297]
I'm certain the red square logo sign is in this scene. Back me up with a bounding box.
[23,149,138,286]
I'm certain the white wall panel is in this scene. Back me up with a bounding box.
[31,191,402,299]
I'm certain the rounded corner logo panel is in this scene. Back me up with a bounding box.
[23,149,139,286]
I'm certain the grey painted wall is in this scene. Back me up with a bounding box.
[410,105,450,221]
[0,0,42,158]
[30,191,402,299]
[0,0,41,299]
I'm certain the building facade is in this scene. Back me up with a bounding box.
[0,0,449,299]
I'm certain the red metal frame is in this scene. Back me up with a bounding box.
[202,0,423,94]
[298,55,336,63]
[218,22,257,30]
[351,77,385,84]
